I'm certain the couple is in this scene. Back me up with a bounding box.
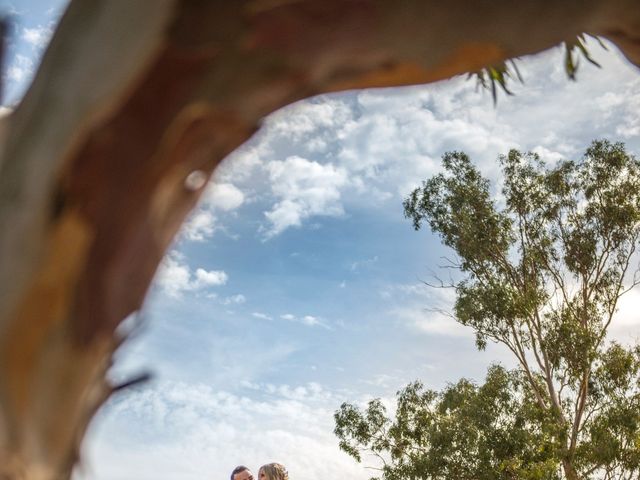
[231,463,288,480]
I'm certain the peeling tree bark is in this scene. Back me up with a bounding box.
[0,1,638,478]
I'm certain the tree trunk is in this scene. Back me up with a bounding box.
[563,458,580,480]
[0,1,639,478]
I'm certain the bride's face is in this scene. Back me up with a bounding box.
[258,469,267,480]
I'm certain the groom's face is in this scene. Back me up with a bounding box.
[233,470,254,480]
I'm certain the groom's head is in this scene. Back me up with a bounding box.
[231,466,253,480]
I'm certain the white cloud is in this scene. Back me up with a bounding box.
[154,252,227,297]
[216,144,266,182]
[252,312,272,320]
[381,282,472,337]
[280,313,329,329]
[203,182,245,211]
[221,294,246,305]
[263,156,348,237]
[301,315,321,327]
[530,145,566,165]
[180,210,216,242]
[154,254,191,298]
[607,286,640,345]
[335,87,520,196]
[264,97,354,142]
[22,25,53,48]
[393,306,471,337]
[609,78,640,138]
[194,268,228,287]
[78,381,369,480]
[178,183,244,242]
[6,54,33,83]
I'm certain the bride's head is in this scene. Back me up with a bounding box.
[258,463,289,480]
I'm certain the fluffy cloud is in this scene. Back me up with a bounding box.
[22,25,53,48]
[181,210,216,242]
[154,252,227,297]
[230,79,504,240]
[194,268,228,287]
[6,54,33,83]
[178,182,245,242]
[215,144,266,183]
[77,381,369,480]
[203,182,245,211]
[265,97,354,143]
[263,156,348,238]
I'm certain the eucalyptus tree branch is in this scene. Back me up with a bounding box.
[597,241,639,344]
[506,325,550,411]
[569,369,590,457]
[587,232,613,301]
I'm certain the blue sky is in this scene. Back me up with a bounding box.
[4,1,640,479]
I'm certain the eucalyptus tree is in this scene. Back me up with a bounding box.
[335,140,640,479]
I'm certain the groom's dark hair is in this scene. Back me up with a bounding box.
[231,465,250,480]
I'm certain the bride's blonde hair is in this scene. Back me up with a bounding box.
[259,463,289,480]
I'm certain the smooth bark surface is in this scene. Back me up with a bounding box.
[0,1,638,478]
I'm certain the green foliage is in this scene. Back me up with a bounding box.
[471,34,605,104]
[335,366,564,480]
[471,60,521,105]
[337,141,640,480]
[564,34,606,81]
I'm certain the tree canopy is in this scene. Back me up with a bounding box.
[335,140,640,480]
